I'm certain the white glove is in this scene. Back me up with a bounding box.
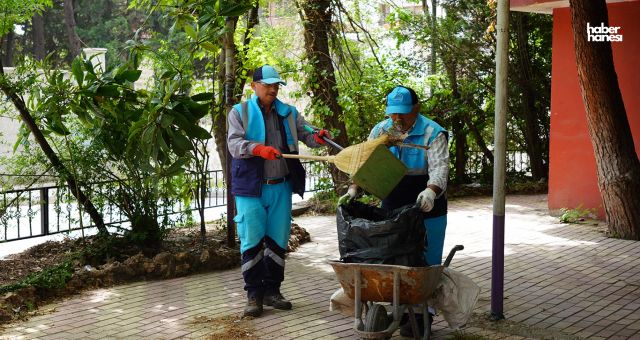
[338,185,358,206]
[417,188,437,212]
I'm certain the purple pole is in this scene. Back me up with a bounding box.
[491,215,505,319]
[491,0,509,320]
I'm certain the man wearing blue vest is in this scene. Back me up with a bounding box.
[340,85,449,336]
[227,65,330,317]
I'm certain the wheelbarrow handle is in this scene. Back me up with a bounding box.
[304,125,344,151]
[443,245,464,267]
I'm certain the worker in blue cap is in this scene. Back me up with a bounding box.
[227,65,331,317]
[340,85,449,336]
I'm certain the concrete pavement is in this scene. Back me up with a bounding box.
[2,194,639,339]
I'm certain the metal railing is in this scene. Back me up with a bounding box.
[1,162,328,243]
[1,151,533,243]
[465,150,532,179]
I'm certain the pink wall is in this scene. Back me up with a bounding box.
[549,2,640,218]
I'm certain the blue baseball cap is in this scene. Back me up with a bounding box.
[385,86,417,115]
[253,65,287,85]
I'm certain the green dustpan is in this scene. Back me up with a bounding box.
[351,144,407,199]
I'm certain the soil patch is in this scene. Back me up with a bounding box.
[0,240,80,288]
[192,314,259,340]
[467,312,581,340]
[0,222,310,325]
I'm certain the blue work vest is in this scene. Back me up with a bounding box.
[230,95,302,197]
[372,115,448,217]
[371,115,447,175]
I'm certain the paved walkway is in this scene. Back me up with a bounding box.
[2,194,640,339]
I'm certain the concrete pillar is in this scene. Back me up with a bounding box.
[82,48,108,73]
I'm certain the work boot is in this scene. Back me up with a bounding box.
[243,295,263,317]
[399,313,433,337]
[264,292,292,310]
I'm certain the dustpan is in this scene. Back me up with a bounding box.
[349,144,407,199]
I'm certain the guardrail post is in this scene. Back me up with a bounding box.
[40,188,49,236]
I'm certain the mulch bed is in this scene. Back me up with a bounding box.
[0,222,310,325]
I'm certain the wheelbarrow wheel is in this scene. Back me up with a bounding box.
[363,303,390,338]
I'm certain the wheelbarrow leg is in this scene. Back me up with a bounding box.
[407,306,421,340]
[393,271,401,321]
[422,305,432,340]
[354,267,364,331]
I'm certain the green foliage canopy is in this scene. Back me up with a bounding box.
[0,0,51,37]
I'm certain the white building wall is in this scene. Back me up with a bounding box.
[1,67,23,160]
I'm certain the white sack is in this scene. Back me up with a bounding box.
[329,287,355,317]
[429,268,480,329]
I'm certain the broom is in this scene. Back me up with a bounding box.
[281,131,430,175]
[280,135,391,175]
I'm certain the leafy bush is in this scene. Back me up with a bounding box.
[0,261,74,294]
[5,48,213,247]
[559,206,596,224]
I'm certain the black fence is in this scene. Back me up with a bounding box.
[1,162,328,243]
[1,152,532,244]
[465,150,533,180]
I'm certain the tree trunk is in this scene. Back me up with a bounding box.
[63,0,82,58]
[2,30,15,66]
[297,0,350,192]
[462,105,494,164]
[212,52,227,180]
[218,9,260,246]
[33,14,46,60]
[443,58,493,181]
[513,13,547,180]
[569,0,640,240]
[211,7,259,181]
[443,61,467,182]
[234,6,259,96]
[199,171,206,239]
[451,117,466,183]
[211,50,233,246]
[211,16,239,185]
[0,63,108,236]
[223,17,238,247]
[223,18,237,111]
[430,0,437,77]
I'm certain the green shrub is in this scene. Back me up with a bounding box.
[559,206,596,224]
[0,261,74,294]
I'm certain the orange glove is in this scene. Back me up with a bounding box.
[313,129,331,145]
[252,144,281,160]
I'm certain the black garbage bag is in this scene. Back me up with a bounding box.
[336,201,426,266]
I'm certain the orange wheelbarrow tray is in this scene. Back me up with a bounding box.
[328,245,464,340]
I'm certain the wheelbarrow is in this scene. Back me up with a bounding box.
[329,245,464,340]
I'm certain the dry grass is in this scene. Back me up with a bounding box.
[192,314,258,339]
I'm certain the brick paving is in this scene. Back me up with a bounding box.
[2,194,640,339]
